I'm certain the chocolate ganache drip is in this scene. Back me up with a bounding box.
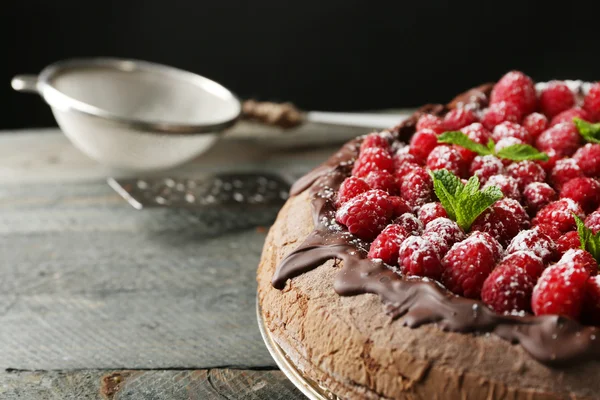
[272,92,600,366]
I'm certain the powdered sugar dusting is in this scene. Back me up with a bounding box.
[395,213,423,236]
[523,182,555,205]
[492,121,531,144]
[535,80,592,97]
[506,229,556,263]
[424,217,466,243]
[484,175,520,200]
[470,155,504,184]
[495,137,525,151]
[560,249,582,265]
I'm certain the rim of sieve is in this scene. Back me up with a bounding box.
[14,57,243,135]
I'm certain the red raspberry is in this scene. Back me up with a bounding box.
[423,217,466,248]
[583,276,600,325]
[360,131,392,152]
[416,114,445,134]
[426,145,468,177]
[523,182,557,216]
[490,71,537,115]
[409,129,439,163]
[559,249,598,276]
[400,168,434,208]
[336,176,370,208]
[420,219,466,258]
[481,262,535,314]
[471,198,530,247]
[443,108,478,131]
[573,143,600,178]
[418,202,448,226]
[389,196,412,218]
[522,112,548,138]
[441,232,501,298]
[469,155,504,184]
[335,189,393,241]
[559,177,600,213]
[500,251,545,279]
[455,123,492,164]
[368,224,409,265]
[483,175,520,200]
[463,122,492,141]
[532,261,590,319]
[532,198,585,233]
[490,71,537,116]
[471,231,505,261]
[420,232,451,258]
[506,229,557,264]
[393,152,421,170]
[533,223,563,241]
[398,236,443,279]
[556,231,581,256]
[585,211,600,233]
[539,81,575,119]
[550,107,592,127]
[537,148,561,174]
[352,147,394,177]
[583,82,600,122]
[506,161,546,191]
[481,101,522,131]
[492,122,533,145]
[395,162,421,184]
[550,158,583,191]
[536,122,582,158]
[393,212,423,236]
[364,170,398,195]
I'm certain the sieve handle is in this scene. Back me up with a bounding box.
[305,111,411,130]
[11,75,39,93]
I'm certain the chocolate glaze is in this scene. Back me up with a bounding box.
[272,90,600,366]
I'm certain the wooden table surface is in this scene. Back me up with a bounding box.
[0,123,366,399]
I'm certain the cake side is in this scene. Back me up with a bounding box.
[257,190,600,399]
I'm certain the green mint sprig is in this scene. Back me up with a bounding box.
[438,131,549,162]
[574,117,600,144]
[574,214,600,264]
[430,169,503,232]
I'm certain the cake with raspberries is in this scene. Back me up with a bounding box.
[257,72,600,399]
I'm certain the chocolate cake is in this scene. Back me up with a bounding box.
[257,72,600,399]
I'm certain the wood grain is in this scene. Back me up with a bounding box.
[0,369,304,399]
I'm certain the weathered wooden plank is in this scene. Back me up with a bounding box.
[0,182,285,370]
[0,369,304,400]
[208,369,303,400]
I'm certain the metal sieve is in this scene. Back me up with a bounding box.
[12,57,409,172]
[12,58,242,171]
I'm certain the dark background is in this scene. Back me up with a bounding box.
[3,0,600,129]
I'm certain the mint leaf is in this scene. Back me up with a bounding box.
[439,131,549,162]
[430,169,462,221]
[574,214,591,250]
[574,117,600,144]
[431,169,503,231]
[457,176,503,232]
[574,214,600,263]
[437,131,493,156]
[496,144,550,161]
